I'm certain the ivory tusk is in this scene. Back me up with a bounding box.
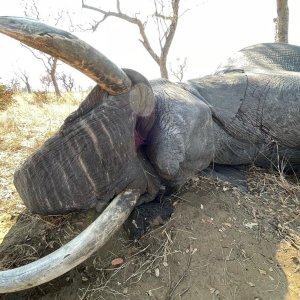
[0,16,131,95]
[0,189,139,293]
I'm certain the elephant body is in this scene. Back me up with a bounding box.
[3,17,300,292]
[13,43,300,215]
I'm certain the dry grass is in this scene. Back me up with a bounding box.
[247,166,300,205]
[0,84,14,111]
[0,91,86,241]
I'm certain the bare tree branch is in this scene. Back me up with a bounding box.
[82,0,160,65]
[21,0,67,96]
[21,44,49,70]
[17,70,32,93]
[82,0,183,78]
[116,0,121,13]
[170,57,187,82]
[58,72,75,92]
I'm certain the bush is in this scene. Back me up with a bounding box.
[0,84,14,110]
[32,91,50,104]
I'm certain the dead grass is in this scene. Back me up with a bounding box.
[247,166,300,206]
[77,225,180,300]
[0,92,85,242]
[0,84,15,111]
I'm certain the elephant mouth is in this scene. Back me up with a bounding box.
[0,16,155,293]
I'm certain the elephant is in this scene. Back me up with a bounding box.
[0,16,299,293]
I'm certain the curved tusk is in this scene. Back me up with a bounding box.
[0,16,131,95]
[0,189,140,293]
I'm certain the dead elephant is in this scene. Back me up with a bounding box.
[0,16,299,293]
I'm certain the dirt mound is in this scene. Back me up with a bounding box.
[1,170,300,300]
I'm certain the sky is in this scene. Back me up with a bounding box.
[0,0,300,89]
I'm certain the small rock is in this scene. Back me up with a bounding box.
[292,257,300,265]
[192,248,198,255]
[259,269,267,275]
[244,222,258,229]
[155,268,160,277]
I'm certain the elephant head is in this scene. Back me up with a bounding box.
[0,15,216,292]
[0,16,161,292]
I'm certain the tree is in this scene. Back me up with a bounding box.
[40,74,52,92]
[170,57,187,82]
[24,48,61,96]
[18,70,32,93]
[9,78,21,92]
[275,0,289,43]
[22,0,63,96]
[58,72,75,92]
[82,0,183,79]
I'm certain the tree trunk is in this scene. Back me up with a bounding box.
[159,56,169,79]
[25,81,32,93]
[50,58,61,97]
[275,0,289,43]
[19,73,32,93]
[51,75,61,97]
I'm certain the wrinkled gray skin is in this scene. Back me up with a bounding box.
[14,43,300,215]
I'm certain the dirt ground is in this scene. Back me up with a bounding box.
[1,169,300,300]
[1,95,300,300]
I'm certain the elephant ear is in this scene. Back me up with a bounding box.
[147,80,214,186]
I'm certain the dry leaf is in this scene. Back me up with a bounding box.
[111,257,124,266]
